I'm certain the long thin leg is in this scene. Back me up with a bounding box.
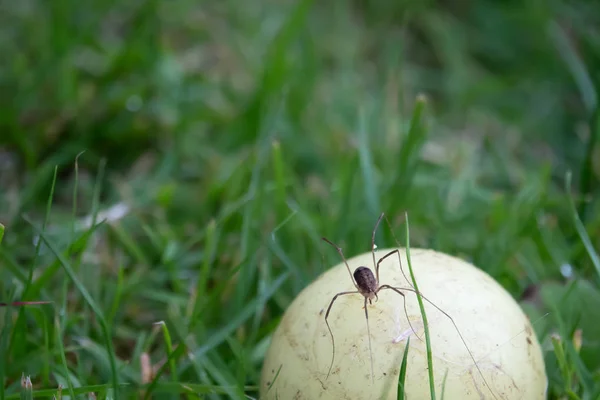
[363,295,375,384]
[379,284,499,400]
[378,215,413,289]
[371,212,385,279]
[376,285,421,343]
[325,290,360,379]
[376,249,412,289]
[322,237,359,289]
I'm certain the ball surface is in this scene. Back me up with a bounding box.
[260,248,547,399]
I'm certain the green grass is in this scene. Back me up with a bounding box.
[1,0,600,399]
[403,213,436,400]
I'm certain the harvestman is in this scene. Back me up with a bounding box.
[322,213,498,399]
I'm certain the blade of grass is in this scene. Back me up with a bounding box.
[393,95,428,206]
[187,259,249,325]
[551,333,574,394]
[191,219,217,330]
[24,166,58,297]
[74,157,105,367]
[268,210,303,288]
[5,303,51,372]
[143,344,188,399]
[378,334,411,399]
[154,321,178,383]
[76,338,138,383]
[238,0,314,148]
[9,160,65,227]
[578,108,599,221]
[154,269,283,390]
[550,21,597,113]
[26,221,105,300]
[551,22,600,223]
[5,384,131,399]
[565,171,600,279]
[238,147,264,310]
[0,304,10,400]
[191,353,245,400]
[148,382,258,396]
[55,315,76,400]
[266,364,282,394]
[357,106,380,219]
[25,218,120,400]
[404,211,436,400]
[440,369,449,400]
[108,223,152,266]
[107,263,124,325]
[89,158,105,229]
[41,310,51,386]
[10,166,58,390]
[191,272,288,360]
[177,190,256,260]
[397,337,410,400]
[334,154,359,241]
[251,210,298,340]
[224,336,249,394]
[552,302,594,394]
[0,252,27,283]
[271,140,287,220]
[70,152,85,242]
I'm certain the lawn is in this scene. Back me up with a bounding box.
[1,0,600,399]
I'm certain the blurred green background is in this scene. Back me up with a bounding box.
[1,0,600,398]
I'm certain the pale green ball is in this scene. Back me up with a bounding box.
[260,248,547,399]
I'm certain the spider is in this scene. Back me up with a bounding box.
[322,212,498,399]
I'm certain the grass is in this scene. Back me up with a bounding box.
[403,213,436,400]
[1,0,600,399]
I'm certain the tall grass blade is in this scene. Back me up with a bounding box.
[565,172,600,279]
[155,321,178,383]
[55,316,76,400]
[404,211,436,400]
[397,337,410,400]
[24,166,57,297]
[394,95,428,206]
[357,106,380,218]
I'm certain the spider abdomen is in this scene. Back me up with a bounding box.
[353,266,377,295]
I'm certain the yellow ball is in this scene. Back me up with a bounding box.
[260,248,547,399]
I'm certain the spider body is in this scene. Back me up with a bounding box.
[353,266,378,302]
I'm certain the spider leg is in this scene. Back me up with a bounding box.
[325,290,360,380]
[376,214,414,288]
[379,284,499,400]
[376,249,412,289]
[322,237,359,290]
[377,284,422,343]
[371,212,385,276]
[363,295,375,384]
